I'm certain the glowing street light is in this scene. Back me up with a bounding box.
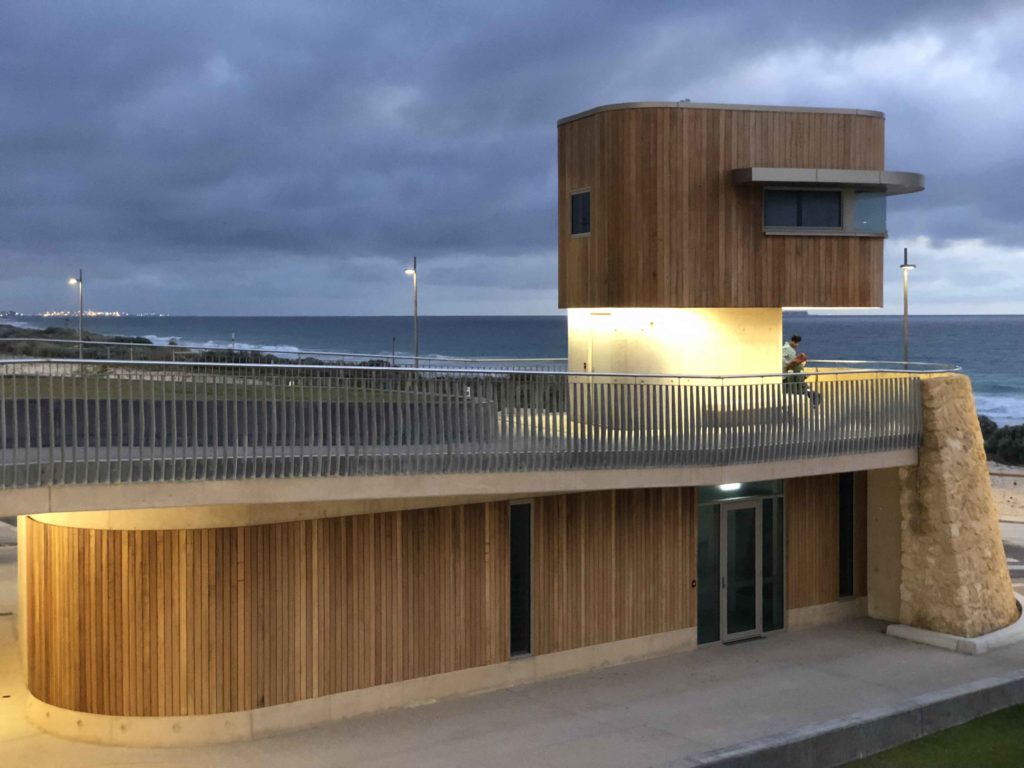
[899,248,916,366]
[68,269,84,359]
[404,257,419,366]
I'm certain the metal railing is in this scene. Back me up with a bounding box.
[0,358,950,489]
[0,336,568,370]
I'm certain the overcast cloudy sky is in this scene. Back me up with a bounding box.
[1,1,1021,315]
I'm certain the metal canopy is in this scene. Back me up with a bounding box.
[731,167,925,195]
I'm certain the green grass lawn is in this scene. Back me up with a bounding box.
[845,704,1024,767]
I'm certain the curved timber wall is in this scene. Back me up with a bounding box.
[24,505,510,717]
[558,103,885,308]
[23,487,697,723]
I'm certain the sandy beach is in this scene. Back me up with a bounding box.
[991,461,1024,522]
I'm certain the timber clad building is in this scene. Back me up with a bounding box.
[6,102,1017,745]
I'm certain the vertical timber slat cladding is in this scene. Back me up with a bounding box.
[25,503,510,717]
[532,487,697,655]
[785,472,869,609]
[786,474,840,609]
[558,104,885,308]
[26,485,704,719]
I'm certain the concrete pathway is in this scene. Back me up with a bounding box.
[1001,521,1024,592]
[3,523,1024,768]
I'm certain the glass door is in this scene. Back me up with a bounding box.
[720,500,762,642]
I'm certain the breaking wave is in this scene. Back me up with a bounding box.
[974,394,1024,427]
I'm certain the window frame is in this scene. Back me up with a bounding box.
[762,186,887,237]
[570,188,591,237]
[696,485,787,645]
[762,187,843,233]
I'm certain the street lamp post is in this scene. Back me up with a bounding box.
[404,257,419,367]
[900,248,916,366]
[68,269,84,359]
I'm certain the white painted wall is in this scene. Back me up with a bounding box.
[567,308,783,379]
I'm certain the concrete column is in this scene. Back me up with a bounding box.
[866,467,902,622]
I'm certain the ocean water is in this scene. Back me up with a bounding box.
[13,314,1024,425]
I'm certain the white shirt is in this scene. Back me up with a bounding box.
[782,342,798,371]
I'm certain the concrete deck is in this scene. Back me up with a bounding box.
[2,523,1024,767]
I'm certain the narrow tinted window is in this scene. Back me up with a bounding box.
[509,502,532,655]
[762,498,786,632]
[697,505,721,644]
[801,191,842,228]
[838,473,855,598]
[571,191,590,235]
[764,190,799,227]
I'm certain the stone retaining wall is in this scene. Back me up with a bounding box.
[899,374,1017,637]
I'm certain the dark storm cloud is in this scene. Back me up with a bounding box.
[0,0,1021,314]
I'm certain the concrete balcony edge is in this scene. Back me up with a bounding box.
[5,448,916,526]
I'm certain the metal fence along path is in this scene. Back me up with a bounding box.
[0,358,942,489]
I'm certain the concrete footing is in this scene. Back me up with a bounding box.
[687,669,1024,767]
[24,627,696,747]
[886,593,1024,655]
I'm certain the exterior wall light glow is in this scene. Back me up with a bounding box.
[566,307,782,379]
[719,483,742,491]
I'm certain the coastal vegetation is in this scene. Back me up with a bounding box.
[979,415,1024,467]
[0,324,563,408]
[0,323,371,367]
[0,323,155,358]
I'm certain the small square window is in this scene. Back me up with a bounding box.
[571,191,590,235]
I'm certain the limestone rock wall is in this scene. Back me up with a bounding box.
[900,374,1018,637]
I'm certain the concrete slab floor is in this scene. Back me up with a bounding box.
[3,521,1024,767]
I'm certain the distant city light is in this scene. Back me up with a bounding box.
[40,310,126,318]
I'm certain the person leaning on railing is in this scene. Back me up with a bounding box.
[782,335,821,407]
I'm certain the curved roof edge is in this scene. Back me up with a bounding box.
[557,101,885,126]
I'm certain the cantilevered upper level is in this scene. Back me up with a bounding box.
[557,101,924,309]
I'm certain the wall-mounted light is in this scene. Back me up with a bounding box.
[718,483,741,492]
